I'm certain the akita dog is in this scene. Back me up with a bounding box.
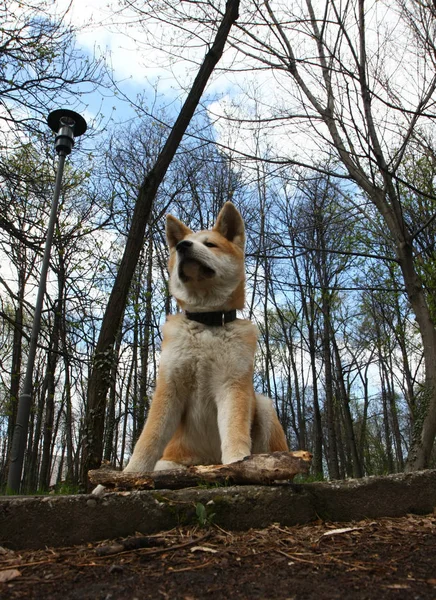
[124,202,288,473]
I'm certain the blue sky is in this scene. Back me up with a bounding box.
[50,0,243,168]
[49,0,434,189]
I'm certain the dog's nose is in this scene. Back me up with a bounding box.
[176,240,193,253]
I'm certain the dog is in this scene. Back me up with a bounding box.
[124,202,288,473]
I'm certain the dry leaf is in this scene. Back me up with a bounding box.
[0,569,21,583]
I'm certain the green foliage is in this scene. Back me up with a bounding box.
[51,482,81,495]
[195,502,216,528]
[293,473,326,483]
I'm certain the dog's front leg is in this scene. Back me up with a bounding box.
[216,382,254,465]
[124,377,181,473]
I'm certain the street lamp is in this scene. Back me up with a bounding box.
[7,109,87,494]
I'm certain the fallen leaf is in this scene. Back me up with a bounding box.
[0,569,21,583]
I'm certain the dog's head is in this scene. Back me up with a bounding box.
[165,202,246,311]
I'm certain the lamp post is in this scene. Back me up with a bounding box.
[7,109,87,494]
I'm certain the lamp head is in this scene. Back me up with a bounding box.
[47,109,87,155]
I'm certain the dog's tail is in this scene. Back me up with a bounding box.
[252,394,289,453]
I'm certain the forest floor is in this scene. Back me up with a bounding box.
[1,512,435,599]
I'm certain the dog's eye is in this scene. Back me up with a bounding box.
[203,241,217,248]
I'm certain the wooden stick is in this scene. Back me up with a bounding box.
[88,451,312,491]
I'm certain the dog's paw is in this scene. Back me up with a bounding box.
[154,459,187,471]
[123,458,155,473]
[221,452,251,465]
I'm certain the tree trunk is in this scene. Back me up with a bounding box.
[332,338,363,478]
[103,328,123,462]
[291,239,323,477]
[308,317,324,477]
[322,298,340,479]
[26,378,45,492]
[39,298,61,491]
[5,267,25,484]
[7,303,23,470]
[289,338,307,449]
[60,308,74,484]
[272,0,436,470]
[398,241,436,470]
[359,364,370,474]
[138,239,154,441]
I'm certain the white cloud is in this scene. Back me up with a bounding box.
[57,0,198,89]
[52,0,432,173]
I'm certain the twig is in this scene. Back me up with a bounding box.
[94,531,212,559]
[168,558,215,573]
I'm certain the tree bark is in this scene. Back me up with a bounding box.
[89,451,312,490]
[38,298,62,491]
[137,239,154,441]
[322,299,340,479]
[290,236,324,477]
[400,241,436,470]
[332,338,363,478]
[6,279,24,477]
[262,0,436,470]
[103,328,123,463]
[81,0,241,489]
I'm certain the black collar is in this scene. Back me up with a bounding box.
[185,309,237,327]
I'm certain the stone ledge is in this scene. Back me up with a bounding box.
[1,469,435,550]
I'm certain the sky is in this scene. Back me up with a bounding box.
[53,0,315,167]
[55,0,224,131]
[52,0,392,170]
[6,0,431,173]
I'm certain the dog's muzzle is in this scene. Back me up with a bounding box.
[176,241,216,281]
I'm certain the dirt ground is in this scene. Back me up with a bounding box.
[1,513,435,600]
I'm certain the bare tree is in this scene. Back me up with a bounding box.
[222,0,436,469]
[0,0,103,140]
[119,0,436,469]
[81,0,241,488]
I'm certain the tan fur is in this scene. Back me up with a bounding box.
[125,202,288,473]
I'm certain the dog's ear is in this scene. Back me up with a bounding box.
[213,202,245,249]
[166,215,193,250]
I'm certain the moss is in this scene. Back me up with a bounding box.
[196,480,229,489]
[151,492,197,525]
[211,494,231,506]
[151,492,174,504]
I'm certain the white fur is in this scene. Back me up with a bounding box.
[159,316,257,465]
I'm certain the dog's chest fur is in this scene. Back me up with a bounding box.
[161,313,257,393]
[159,314,258,456]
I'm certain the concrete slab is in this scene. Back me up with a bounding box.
[1,469,435,550]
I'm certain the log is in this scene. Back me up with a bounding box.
[88,451,312,491]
